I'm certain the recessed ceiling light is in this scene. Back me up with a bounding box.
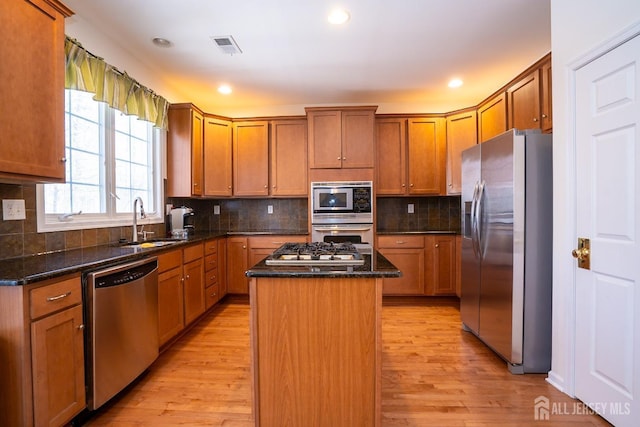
[218,84,232,95]
[328,8,350,25]
[151,37,172,48]
[448,78,463,88]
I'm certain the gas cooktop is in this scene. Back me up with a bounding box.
[265,242,365,266]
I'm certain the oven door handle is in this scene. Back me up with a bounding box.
[313,226,373,232]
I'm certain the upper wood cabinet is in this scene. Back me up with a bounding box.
[477,92,507,143]
[203,117,233,197]
[0,0,73,183]
[233,121,270,196]
[407,117,446,195]
[167,104,204,197]
[306,106,377,169]
[270,119,308,196]
[376,118,407,195]
[445,110,477,195]
[541,57,553,132]
[507,70,541,131]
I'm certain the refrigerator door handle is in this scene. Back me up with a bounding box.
[475,181,486,258]
[470,182,480,258]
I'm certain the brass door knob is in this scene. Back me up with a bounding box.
[571,247,589,260]
[572,237,591,270]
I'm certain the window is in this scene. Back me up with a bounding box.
[37,89,165,231]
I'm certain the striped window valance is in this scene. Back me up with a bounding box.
[64,36,169,130]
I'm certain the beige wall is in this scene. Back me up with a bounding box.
[549,0,640,395]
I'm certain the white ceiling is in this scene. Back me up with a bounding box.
[62,0,551,118]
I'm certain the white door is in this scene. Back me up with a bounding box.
[574,34,640,426]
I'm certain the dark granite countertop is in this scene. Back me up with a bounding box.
[0,230,308,286]
[376,230,459,235]
[246,250,401,279]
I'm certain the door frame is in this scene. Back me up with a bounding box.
[549,20,640,397]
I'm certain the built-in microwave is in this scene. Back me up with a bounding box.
[311,181,373,224]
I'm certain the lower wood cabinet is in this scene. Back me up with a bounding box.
[157,243,208,346]
[377,234,458,296]
[204,238,226,308]
[0,274,86,427]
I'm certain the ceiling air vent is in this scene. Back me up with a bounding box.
[211,35,242,55]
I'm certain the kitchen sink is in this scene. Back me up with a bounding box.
[120,238,184,248]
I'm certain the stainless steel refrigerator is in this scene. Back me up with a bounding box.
[460,129,552,374]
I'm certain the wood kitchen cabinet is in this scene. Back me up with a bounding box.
[407,117,447,195]
[182,243,205,325]
[376,116,446,196]
[306,106,377,169]
[270,119,308,196]
[0,274,85,427]
[233,120,270,196]
[477,92,507,143]
[157,243,205,346]
[0,0,73,183]
[425,234,457,296]
[203,116,233,197]
[507,70,541,131]
[446,110,477,195]
[204,238,226,309]
[377,235,425,295]
[167,104,204,197]
[540,57,553,132]
[227,237,249,294]
[376,118,407,195]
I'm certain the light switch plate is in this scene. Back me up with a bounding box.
[214,205,220,215]
[408,203,415,214]
[267,205,274,214]
[3,199,26,220]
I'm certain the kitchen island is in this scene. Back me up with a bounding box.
[246,245,400,427]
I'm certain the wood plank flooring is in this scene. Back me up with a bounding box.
[82,297,611,426]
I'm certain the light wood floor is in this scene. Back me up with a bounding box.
[82,297,611,426]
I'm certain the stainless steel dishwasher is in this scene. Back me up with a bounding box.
[85,257,159,410]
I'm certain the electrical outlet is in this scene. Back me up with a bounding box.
[267,205,274,214]
[214,205,220,215]
[407,203,415,214]
[3,199,26,220]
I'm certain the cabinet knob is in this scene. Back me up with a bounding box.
[533,117,538,122]
[194,183,199,186]
[211,292,217,297]
[435,243,439,248]
[402,184,406,187]
[337,157,341,161]
[342,157,346,160]
[410,183,414,187]
[78,324,85,330]
[211,275,216,281]
[60,157,67,163]
[186,274,190,280]
[242,245,246,249]
[264,184,268,188]
[228,186,232,189]
[542,114,548,118]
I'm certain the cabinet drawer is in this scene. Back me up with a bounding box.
[158,249,182,273]
[183,243,204,263]
[204,254,218,271]
[377,235,425,249]
[205,268,219,287]
[205,283,220,309]
[30,276,82,319]
[248,235,307,249]
[204,239,218,255]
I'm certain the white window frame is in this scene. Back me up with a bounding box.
[37,92,166,233]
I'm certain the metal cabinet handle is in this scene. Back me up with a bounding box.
[533,117,539,122]
[46,291,71,302]
[395,241,406,245]
[78,324,85,330]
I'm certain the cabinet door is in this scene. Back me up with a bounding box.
[0,0,70,182]
[227,237,249,294]
[379,248,425,295]
[446,110,477,195]
[31,304,85,427]
[167,104,204,197]
[477,93,507,143]
[425,235,456,295]
[540,58,553,133]
[270,119,308,196]
[204,117,233,196]
[233,121,269,196]
[158,267,184,345]
[407,117,446,195]
[341,109,375,168]
[376,118,407,195]
[183,258,205,325]
[191,110,204,196]
[507,70,541,131]
[307,110,342,169]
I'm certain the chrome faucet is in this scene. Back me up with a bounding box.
[132,197,145,242]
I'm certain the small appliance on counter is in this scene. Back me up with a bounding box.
[169,206,194,238]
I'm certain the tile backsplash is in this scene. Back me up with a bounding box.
[0,180,459,262]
